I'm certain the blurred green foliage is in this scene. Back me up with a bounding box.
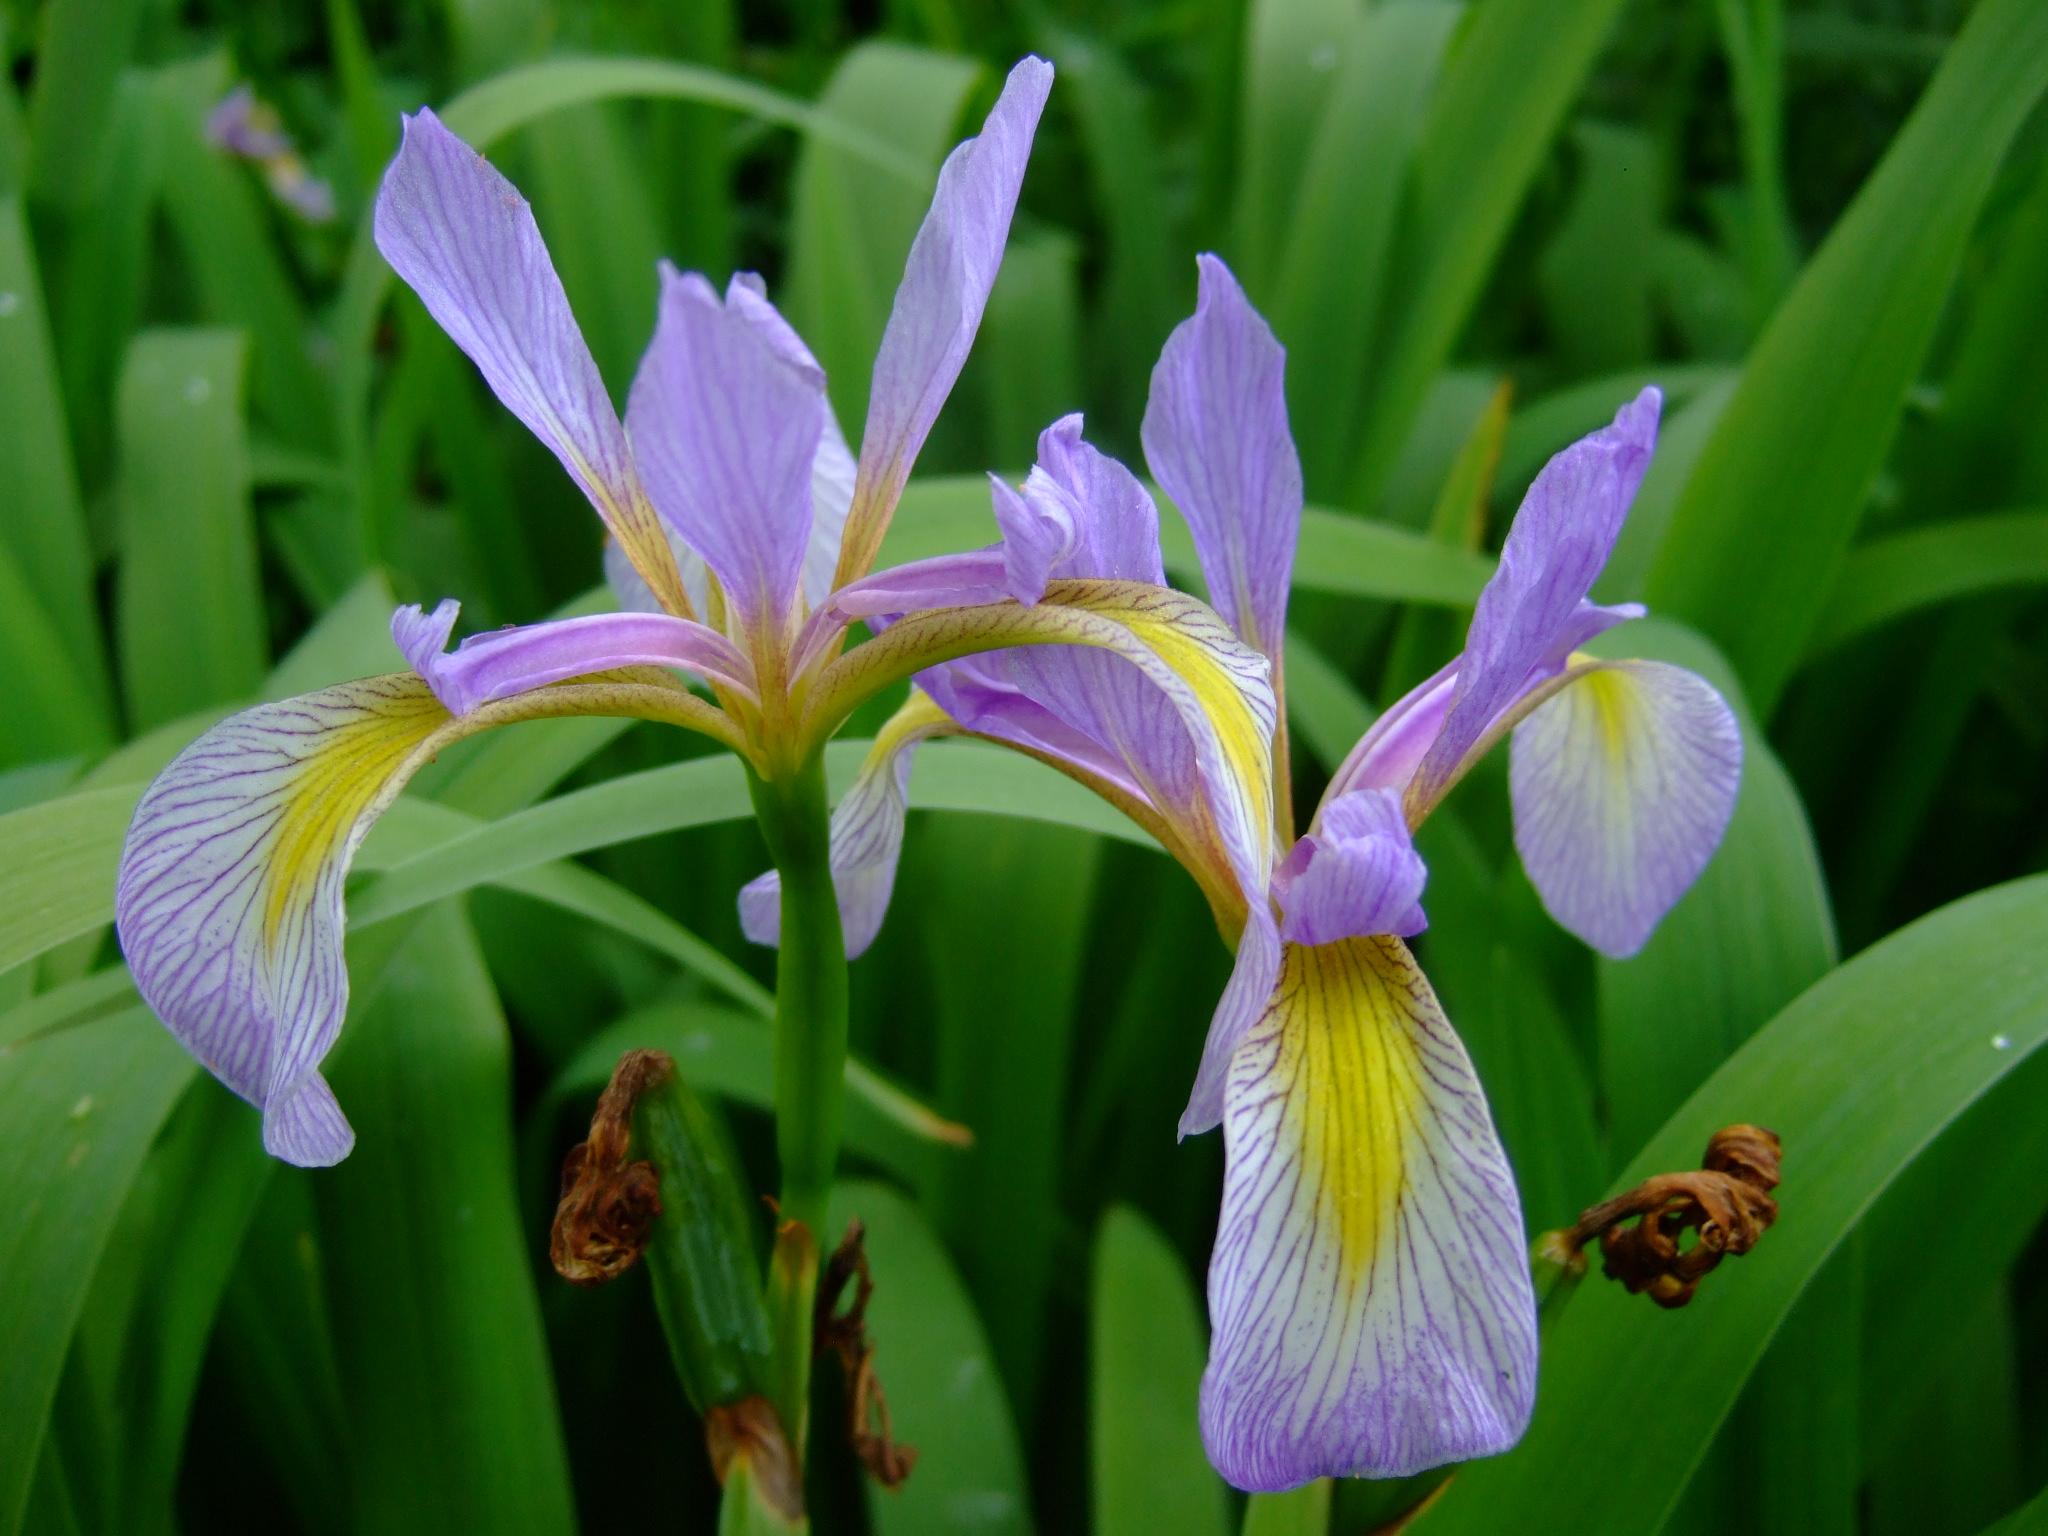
[0,0,2045,1532]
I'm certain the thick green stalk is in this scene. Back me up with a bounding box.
[746,752,848,1464]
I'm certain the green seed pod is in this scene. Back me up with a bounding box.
[630,1056,776,1413]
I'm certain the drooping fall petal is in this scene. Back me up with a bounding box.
[1203,938,1537,1489]
[116,672,738,1166]
[1509,658,1742,957]
[373,109,688,615]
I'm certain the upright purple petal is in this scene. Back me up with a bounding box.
[1510,659,1742,957]
[374,109,688,615]
[393,599,755,714]
[1142,254,1303,658]
[1203,938,1536,1489]
[1410,388,1661,809]
[834,56,1054,585]
[627,267,826,643]
[740,691,958,958]
[723,273,857,609]
[1273,789,1428,945]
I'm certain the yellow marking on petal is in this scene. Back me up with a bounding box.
[260,685,451,946]
[1268,939,1420,1284]
[1574,664,1636,764]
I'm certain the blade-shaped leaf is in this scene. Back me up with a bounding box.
[1423,872,2048,1535]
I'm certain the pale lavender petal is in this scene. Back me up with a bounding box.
[115,677,460,1166]
[1203,938,1537,1489]
[1180,911,1282,1139]
[1274,790,1428,945]
[1412,388,1661,806]
[1510,659,1742,957]
[266,162,337,223]
[392,600,755,714]
[836,56,1055,582]
[374,109,686,613]
[1322,661,1458,806]
[991,471,1077,605]
[1141,254,1302,657]
[626,266,825,639]
[741,692,958,958]
[206,85,290,158]
[725,272,855,608]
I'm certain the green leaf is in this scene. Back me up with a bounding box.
[1592,620,1837,1158]
[884,476,1496,606]
[972,228,1084,465]
[0,197,106,701]
[544,1001,961,1179]
[1643,0,2048,710]
[826,1179,1032,1536]
[0,1008,195,1536]
[1804,509,2048,658]
[1242,1482,1330,1536]
[1048,24,1179,429]
[0,539,110,771]
[0,786,137,978]
[152,58,331,448]
[916,816,1099,1421]
[1090,1207,1228,1536]
[1348,0,1636,506]
[785,43,981,440]
[114,329,265,731]
[1283,631,1375,774]
[1535,123,1662,374]
[312,905,576,1531]
[1422,873,2048,1535]
[1270,1,1457,500]
[1229,0,1356,296]
[23,0,143,208]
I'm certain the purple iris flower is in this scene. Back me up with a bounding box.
[116,59,1285,1172]
[206,85,336,223]
[745,257,1741,1490]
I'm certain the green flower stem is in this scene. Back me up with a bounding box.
[746,751,848,1465]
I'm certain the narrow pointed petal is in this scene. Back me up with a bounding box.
[1411,388,1661,806]
[727,270,857,609]
[1510,659,1742,957]
[1181,910,1283,1138]
[373,109,688,615]
[1203,938,1537,1490]
[116,672,732,1165]
[1274,790,1428,945]
[1142,254,1302,657]
[740,692,958,958]
[393,599,756,713]
[628,267,824,641]
[834,56,1054,585]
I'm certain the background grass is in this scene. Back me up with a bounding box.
[2,0,2045,1532]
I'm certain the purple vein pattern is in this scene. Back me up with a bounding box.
[1510,659,1744,957]
[115,676,458,1167]
[1203,937,1537,1489]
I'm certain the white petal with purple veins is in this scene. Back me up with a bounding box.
[1510,658,1742,957]
[1203,938,1536,1489]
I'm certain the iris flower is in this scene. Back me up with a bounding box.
[115,59,1279,1177]
[748,260,1742,1489]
